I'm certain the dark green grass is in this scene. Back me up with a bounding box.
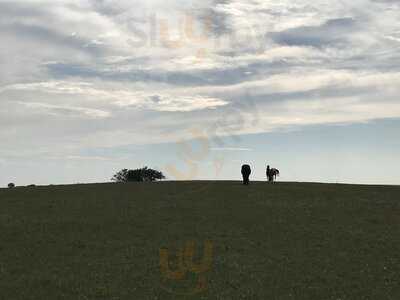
[1,181,400,299]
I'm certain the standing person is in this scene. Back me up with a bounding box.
[266,165,272,182]
[241,164,251,185]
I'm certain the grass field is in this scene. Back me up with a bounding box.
[1,181,399,299]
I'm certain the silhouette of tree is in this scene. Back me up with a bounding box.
[8,183,15,188]
[112,167,165,183]
[112,169,130,183]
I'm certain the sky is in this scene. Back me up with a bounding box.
[0,0,400,186]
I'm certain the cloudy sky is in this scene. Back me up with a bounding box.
[1,0,400,186]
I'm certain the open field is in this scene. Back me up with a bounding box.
[1,181,400,299]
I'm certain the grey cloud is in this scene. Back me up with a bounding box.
[198,0,232,36]
[45,59,293,87]
[0,2,48,20]
[270,18,357,47]
[88,0,128,16]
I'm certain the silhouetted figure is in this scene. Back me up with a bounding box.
[266,165,272,182]
[241,164,251,185]
[267,165,280,182]
[271,168,280,183]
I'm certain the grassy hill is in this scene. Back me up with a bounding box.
[1,181,399,299]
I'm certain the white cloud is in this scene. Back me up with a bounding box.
[0,0,399,161]
[211,147,252,151]
[18,101,111,119]
[1,81,228,112]
[65,155,110,161]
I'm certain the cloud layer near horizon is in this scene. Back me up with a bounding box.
[1,0,400,161]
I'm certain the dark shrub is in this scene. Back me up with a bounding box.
[112,167,165,183]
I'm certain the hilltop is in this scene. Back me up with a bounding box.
[1,181,399,299]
